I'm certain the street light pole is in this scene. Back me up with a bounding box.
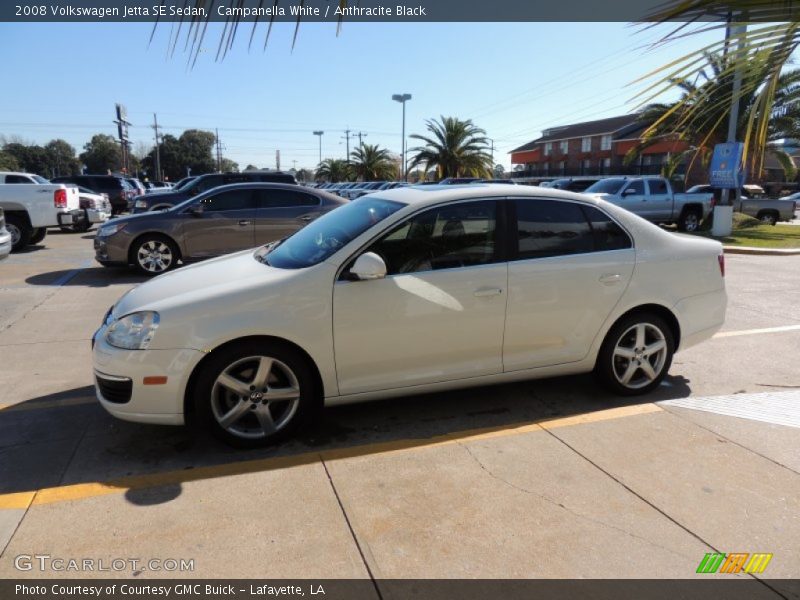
[392,93,412,181]
[313,131,324,165]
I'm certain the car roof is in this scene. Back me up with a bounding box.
[368,183,606,208]
[191,181,344,200]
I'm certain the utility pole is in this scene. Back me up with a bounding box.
[313,131,324,165]
[341,129,351,162]
[392,94,412,181]
[356,131,368,147]
[490,139,495,167]
[152,113,161,181]
[215,128,222,172]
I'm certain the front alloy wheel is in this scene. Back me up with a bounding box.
[133,237,177,275]
[596,313,674,396]
[194,341,318,447]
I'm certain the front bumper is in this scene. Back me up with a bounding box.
[94,233,130,265]
[86,208,111,224]
[92,330,205,425]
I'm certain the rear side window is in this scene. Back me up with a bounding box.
[581,205,632,251]
[5,175,34,184]
[259,190,320,208]
[514,199,594,260]
[648,179,668,195]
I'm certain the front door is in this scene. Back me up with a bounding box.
[333,200,508,395]
[181,188,258,258]
[255,188,324,245]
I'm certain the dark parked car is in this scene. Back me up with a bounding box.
[51,175,135,215]
[438,177,481,185]
[124,177,146,196]
[94,183,346,275]
[131,171,297,213]
[543,177,602,192]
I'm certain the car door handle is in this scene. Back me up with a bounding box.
[299,215,314,222]
[474,288,503,297]
[238,220,251,226]
[599,273,621,284]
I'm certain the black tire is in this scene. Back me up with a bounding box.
[192,340,319,448]
[595,312,675,396]
[6,215,32,252]
[757,211,778,226]
[677,208,702,232]
[29,228,47,244]
[129,234,180,276]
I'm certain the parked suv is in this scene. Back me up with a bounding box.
[131,171,297,213]
[51,175,135,215]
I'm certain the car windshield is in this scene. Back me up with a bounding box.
[32,175,50,184]
[585,178,626,194]
[260,197,405,269]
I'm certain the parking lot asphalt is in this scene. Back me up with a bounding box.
[0,230,798,588]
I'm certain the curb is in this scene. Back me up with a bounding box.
[723,246,800,255]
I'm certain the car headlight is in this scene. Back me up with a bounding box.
[98,222,126,237]
[105,312,160,350]
[134,199,148,209]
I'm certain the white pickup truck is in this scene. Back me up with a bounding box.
[583,176,715,232]
[0,180,82,251]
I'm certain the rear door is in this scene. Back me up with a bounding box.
[503,199,634,370]
[254,189,323,245]
[646,178,674,221]
[181,188,258,258]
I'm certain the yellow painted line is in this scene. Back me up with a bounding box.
[0,491,36,510]
[713,324,800,339]
[0,397,96,413]
[0,403,662,509]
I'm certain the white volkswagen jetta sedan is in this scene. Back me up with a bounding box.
[92,185,726,447]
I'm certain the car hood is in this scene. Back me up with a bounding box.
[112,249,296,317]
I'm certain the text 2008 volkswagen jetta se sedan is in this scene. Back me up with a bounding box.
[92,185,726,447]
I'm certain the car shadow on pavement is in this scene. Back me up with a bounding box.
[0,373,693,506]
[25,266,147,287]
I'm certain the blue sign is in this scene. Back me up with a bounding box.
[709,142,746,189]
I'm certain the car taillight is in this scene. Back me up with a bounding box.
[709,197,716,209]
[54,189,68,208]
[718,253,725,277]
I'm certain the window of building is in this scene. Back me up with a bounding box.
[600,135,612,151]
[602,158,611,172]
[543,163,550,174]
[559,140,568,154]
[581,137,591,152]
[558,161,566,173]
[582,159,591,174]
[544,142,552,156]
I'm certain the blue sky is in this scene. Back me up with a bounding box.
[0,21,722,172]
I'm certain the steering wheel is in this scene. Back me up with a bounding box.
[315,227,350,250]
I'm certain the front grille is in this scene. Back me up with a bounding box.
[95,373,133,404]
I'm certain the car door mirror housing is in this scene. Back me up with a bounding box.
[350,252,387,281]
[188,205,204,216]
[623,188,637,196]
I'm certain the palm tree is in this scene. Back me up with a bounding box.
[408,116,492,179]
[636,3,800,178]
[315,159,351,183]
[349,144,397,181]
[628,52,800,180]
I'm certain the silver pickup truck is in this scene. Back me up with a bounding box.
[687,184,797,225]
[584,176,714,232]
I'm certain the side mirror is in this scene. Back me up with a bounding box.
[623,188,637,196]
[350,252,387,281]
[188,205,204,217]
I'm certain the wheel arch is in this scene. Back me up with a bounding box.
[756,209,779,221]
[599,303,681,358]
[182,335,325,426]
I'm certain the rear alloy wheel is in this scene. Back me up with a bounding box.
[132,236,178,275]
[194,342,317,447]
[758,212,778,226]
[677,209,701,232]
[596,313,674,396]
[6,216,32,252]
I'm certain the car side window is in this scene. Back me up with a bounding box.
[194,176,222,193]
[198,189,256,212]
[514,199,594,260]
[581,205,633,251]
[648,179,668,195]
[5,175,32,184]
[368,200,498,275]
[625,180,645,195]
[258,190,320,208]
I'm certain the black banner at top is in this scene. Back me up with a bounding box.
[2,0,799,23]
